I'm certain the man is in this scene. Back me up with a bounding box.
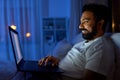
[38,4,114,80]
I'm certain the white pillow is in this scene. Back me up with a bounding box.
[0,60,17,80]
[71,33,84,45]
[53,39,72,60]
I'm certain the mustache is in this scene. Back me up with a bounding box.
[80,28,88,31]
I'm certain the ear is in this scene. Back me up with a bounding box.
[98,20,104,27]
[97,20,104,29]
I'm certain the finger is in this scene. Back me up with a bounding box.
[52,61,58,67]
[38,59,43,65]
[44,57,51,66]
[38,58,45,66]
[47,56,58,66]
[52,57,59,67]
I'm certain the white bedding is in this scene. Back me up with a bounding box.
[0,60,24,80]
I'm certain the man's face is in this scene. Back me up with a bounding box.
[79,11,98,40]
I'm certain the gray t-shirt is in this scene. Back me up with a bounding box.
[59,36,115,79]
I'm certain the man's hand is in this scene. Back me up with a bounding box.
[38,56,60,67]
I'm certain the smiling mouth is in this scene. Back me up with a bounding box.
[82,30,88,34]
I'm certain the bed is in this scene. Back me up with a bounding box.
[0,60,25,80]
[1,33,120,80]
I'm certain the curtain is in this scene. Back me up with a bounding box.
[68,0,83,42]
[0,0,42,61]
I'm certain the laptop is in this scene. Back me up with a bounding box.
[9,26,63,73]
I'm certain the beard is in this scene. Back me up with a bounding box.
[81,25,97,40]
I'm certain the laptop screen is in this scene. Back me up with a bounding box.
[10,30,23,64]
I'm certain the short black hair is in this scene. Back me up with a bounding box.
[82,3,110,32]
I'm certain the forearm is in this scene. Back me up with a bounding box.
[82,69,106,80]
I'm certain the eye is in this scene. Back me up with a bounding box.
[81,19,89,25]
[84,19,89,23]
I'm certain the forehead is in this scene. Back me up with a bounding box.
[80,11,95,21]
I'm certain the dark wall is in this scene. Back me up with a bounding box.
[112,0,120,32]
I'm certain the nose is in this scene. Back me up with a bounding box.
[79,23,84,29]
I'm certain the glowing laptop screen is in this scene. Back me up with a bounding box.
[10,31,23,64]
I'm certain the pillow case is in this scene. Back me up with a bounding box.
[53,39,72,60]
[71,33,84,45]
[0,60,17,80]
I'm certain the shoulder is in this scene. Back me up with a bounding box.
[85,35,114,56]
[87,36,114,53]
[85,36,115,77]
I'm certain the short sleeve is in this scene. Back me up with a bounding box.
[85,38,115,76]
